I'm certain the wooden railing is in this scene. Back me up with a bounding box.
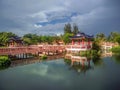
[0,45,65,55]
[65,45,92,49]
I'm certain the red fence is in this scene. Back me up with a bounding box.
[0,45,65,55]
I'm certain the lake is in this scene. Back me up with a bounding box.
[0,56,120,90]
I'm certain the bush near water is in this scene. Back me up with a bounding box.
[41,55,47,60]
[0,56,11,67]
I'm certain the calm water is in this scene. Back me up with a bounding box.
[0,56,120,90]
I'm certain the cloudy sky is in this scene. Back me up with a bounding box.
[0,0,120,36]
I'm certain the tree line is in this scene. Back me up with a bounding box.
[0,23,120,46]
[95,32,120,45]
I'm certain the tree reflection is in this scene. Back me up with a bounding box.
[113,54,120,64]
[92,54,104,67]
[0,66,9,71]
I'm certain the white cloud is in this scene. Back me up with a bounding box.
[34,24,42,28]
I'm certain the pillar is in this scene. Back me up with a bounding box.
[87,39,90,48]
[88,39,91,49]
[82,59,85,67]
[72,39,74,45]
[78,39,80,45]
[82,38,84,47]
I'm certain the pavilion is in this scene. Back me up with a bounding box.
[66,32,94,51]
[7,36,24,47]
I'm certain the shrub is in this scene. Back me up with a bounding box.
[111,46,120,54]
[0,56,11,67]
[41,55,47,60]
[64,59,71,65]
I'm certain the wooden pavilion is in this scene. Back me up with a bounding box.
[7,36,24,47]
[66,32,94,51]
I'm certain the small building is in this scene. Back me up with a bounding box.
[66,32,94,52]
[101,42,118,50]
[7,36,24,47]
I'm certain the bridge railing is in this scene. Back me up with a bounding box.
[0,45,65,55]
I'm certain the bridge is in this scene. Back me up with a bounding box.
[0,45,93,56]
[0,45,65,56]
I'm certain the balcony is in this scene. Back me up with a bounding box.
[66,45,92,51]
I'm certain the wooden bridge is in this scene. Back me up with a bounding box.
[0,45,65,55]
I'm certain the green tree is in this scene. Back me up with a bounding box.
[107,32,120,42]
[0,32,16,46]
[96,33,106,42]
[62,33,73,44]
[115,35,120,45]
[73,23,79,35]
[64,23,72,34]
[22,38,32,45]
[92,41,101,52]
[23,34,40,45]
[53,36,62,44]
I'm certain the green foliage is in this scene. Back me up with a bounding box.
[41,55,47,60]
[73,23,79,35]
[80,51,87,56]
[96,33,106,42]
[0,32,17,46]
[107,32,120,42]
[23,34,55,45]
[111,46,120,54]
[64,23,80,35]
[0,56,11,67]
[41,36,54,44]
[92,41,101,52]
[64,59,71,65]
[115,35,120,45]
[23,34,40,45]
[64,23,72,34]
[62,33,73,44]
[52,36,62,44]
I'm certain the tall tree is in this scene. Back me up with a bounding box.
[64,23,72,34]
[73,23,79,35]
[96,33,106,42]
[107,32,120,42]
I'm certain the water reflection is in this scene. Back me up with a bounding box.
[65,54,94,74]
[112,54,120,64]
[64,50,110,73]
[101,50,120,65]
[101,50,112,57]
[10,54,64,68]
[10,58,41,67]
[92,54,104,66]
[1,52,120,90]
